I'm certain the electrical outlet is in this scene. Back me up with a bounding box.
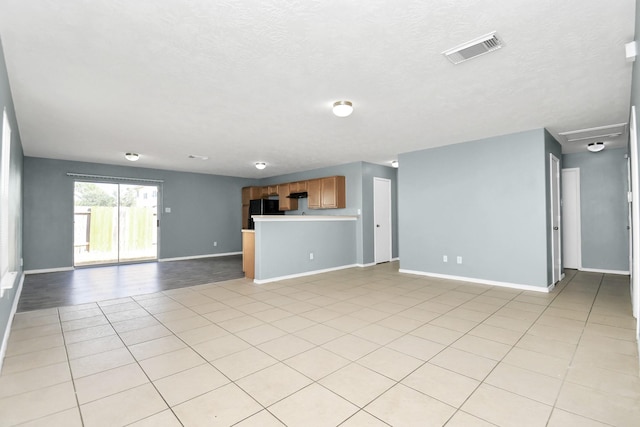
[214,241,217,247]
[443,255,448,262]
[457,256,462,264]
[309,252,314,260]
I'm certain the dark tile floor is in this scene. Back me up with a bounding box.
[17,255,244,312]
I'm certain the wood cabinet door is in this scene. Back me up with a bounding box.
[242,205,249,230]
[242,187,251,205]
[324,176,346,208]
[267,185,278,196]
[248,186,264,200]
[321,177,337,208]
[277,183,298,211]
[307,179,321,209]
[290,181,308,192]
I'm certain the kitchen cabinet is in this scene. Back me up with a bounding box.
[266,185,279,196]
[242,205,249,230]
[277,183,298,211]
[307,179,321,209]
[309,176,346,209]
[242,176,344,224]
[242,230,255,279]
[242,186,265,204]
[242,187,251,205]
[242,186,267,229]
[290,181,307,193]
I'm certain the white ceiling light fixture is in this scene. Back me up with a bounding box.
[255,162,267,170]
[391,160,399,168]
[333,101,353,117]
[587,142,605,152]
[125,152,139,161]
[188,154,209,160]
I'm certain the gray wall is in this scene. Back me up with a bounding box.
[254,219,357,281]
[0,36,24,354]
[23,157,399,271]
[398,129,551,288]
[563,148,630,272]
[23,157,255,270]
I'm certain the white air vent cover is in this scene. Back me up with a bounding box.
[558,123,627,143]
[443,32,503,64]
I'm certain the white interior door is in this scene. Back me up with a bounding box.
[550,154,561,284]
[561,168,581,269]
[374,177,392,264]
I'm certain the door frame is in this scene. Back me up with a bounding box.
[561,168,582,270]
[373,177,392,264]
[550,154,562,285]
[629,106,639,328]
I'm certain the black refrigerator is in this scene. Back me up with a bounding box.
[248,199,284,229]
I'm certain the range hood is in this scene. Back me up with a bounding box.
[287,191,308,199]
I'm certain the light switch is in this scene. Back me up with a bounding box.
[165,207,171,213]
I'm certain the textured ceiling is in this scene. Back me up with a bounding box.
[0,0,636,178]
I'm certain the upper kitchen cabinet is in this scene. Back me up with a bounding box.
[266,185,279,196]
[308,176,346,209]
[277,183,298,211]
[242,186,265,204]
[290,181,307,193]
[307,179,321,209]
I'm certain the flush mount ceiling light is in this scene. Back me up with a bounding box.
[125,152,139,161]
[332,101,353,117]
[255,162,267,170]
[391,160,399,168]
[188,154,209,160]
[587,142,605,152]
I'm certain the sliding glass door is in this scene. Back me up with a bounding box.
[73,181,158,266]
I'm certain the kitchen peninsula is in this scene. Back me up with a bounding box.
[245,215,358,283]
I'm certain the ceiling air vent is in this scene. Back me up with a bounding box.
[443,32,504,64]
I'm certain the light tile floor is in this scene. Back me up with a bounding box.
[1,263,639,426]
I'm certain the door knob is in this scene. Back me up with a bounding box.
[553,226,558,230]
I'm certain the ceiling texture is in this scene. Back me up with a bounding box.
[0,0,636,178]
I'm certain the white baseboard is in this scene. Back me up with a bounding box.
[0,272,24,374]
[398,269,553,293]
[254,264,358,284]
[356,262,376,268]
[159,252,242,262]
[25,266,74,275]
[579,268,630,275]
[357,257,399,268]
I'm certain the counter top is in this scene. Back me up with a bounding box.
[241,229,255,233]
[252,215,358,222]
